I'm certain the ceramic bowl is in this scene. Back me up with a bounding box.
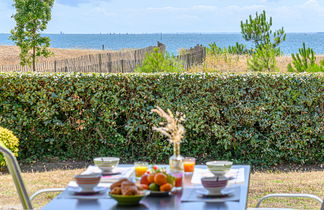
[74,173,101,191]
[201,176,229,194]
[109,191,149,206]
[206,161,233,176]
[94,157,120,172]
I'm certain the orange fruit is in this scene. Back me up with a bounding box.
[160,183,173,192]
[154,173,167,186]
[140,174,150,185]
[140,184,149,190]
[147,173,155,184]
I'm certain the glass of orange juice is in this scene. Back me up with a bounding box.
[184,157,196,173]
[134,161,148,178]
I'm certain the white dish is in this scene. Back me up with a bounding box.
[67,186,107,195]
[196,188,235,197]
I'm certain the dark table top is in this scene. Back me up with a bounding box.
[42,165,251,210]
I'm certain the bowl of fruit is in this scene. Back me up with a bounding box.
[140,166,175,197]
[109,178,149,206]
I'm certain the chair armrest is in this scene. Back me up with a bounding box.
[256,193,323,208]
[30,188,65,201]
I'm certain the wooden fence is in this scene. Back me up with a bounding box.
[177,44,206,70]
[0,42,206,73]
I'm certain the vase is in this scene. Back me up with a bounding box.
[169,142,184,172]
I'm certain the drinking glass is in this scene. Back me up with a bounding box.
[183,157,196,173]
[171,171,183,190]
[134,161,148,178]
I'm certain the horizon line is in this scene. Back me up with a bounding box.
[0,32,324,35]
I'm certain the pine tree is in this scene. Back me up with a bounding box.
[241,10,286,50]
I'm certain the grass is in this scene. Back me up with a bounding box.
[188,54,324,73]
[0,168,323,209]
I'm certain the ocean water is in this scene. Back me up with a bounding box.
[0,33,323,55]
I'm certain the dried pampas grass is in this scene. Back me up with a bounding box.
[151,106,185,144]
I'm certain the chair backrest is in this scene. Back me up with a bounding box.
[0,142,33,210]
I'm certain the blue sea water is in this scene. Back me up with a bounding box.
[0,33,323,55]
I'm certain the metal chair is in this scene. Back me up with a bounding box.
[248,193,323,210]
[0,142,64,210]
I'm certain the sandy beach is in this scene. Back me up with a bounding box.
[0,45,112,66]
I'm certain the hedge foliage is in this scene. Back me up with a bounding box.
[0,72,323,166]
[0,126,19,166]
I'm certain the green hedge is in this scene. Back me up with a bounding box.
[0,72,323,166]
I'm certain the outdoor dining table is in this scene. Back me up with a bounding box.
[42,165,250,210]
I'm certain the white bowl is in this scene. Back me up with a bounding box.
[94,157,120,172]
[206,161,233,176]
[74,173,101,191]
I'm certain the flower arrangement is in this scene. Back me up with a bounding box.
[151,106,185,172]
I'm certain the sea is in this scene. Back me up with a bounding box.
[0,33,323,55]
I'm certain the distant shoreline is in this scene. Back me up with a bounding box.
[1,32,324,35]
[1,33,323,55]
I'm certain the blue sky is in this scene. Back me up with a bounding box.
[1,0,324,33]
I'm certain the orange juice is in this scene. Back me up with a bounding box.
[135,166,148,177]
[184,162,195,172]
[183,157,196,173]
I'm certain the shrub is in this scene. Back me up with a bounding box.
[0,73,323,166]
[227,42,249,55]
[207,42,223,56]
[288,43,324,73]
[135,48,184,73]
[248,44,278,71]
[0,127,19,167]
[207,42,248,55]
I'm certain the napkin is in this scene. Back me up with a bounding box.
[191,168,245,185]
[82,165,134,183]
[68,166,135,189]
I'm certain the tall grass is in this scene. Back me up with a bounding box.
[188,54,324,73]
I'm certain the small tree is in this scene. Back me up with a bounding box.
[248,43,278,72]
[241,10,286,51]
[288,43,324,72]
[135,48,184,73]
[10,0,55,71]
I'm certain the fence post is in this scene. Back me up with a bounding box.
[98,54,102,72]
[54,61,57,72]
[121,59,124,73]
[108,61,112,73]
[186,54,190,70]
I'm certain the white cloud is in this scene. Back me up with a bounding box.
[303,0,319,6]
